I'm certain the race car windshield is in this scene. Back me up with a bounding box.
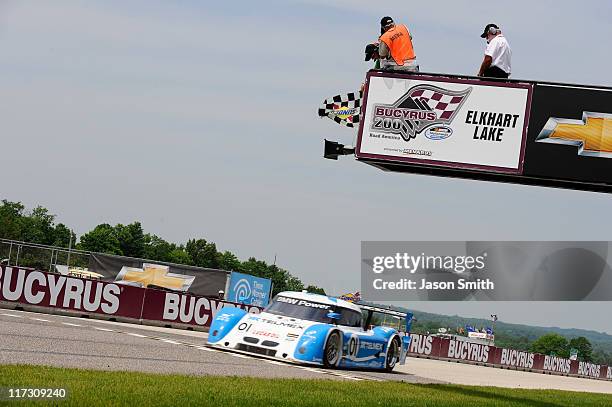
[264,296,362,327]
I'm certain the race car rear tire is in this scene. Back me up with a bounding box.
[323,331,342,368]
[384,336,401,372]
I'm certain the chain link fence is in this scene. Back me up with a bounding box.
[0,239,90,272]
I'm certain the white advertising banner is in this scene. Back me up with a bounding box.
[356,73,533,174]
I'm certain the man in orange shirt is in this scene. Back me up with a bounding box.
[378,16,419,72]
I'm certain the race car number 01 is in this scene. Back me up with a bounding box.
[348,335,359,358]
[238,323,251,331]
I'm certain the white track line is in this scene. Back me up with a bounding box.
[93,327,114,332]
[338,375,364,381]
[160,339,181,345]
[9,309,377,382]
[126,333,147,338]
[230,353,252,359]
[298,367,324,373]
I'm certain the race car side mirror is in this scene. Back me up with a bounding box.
[327,312,342,321]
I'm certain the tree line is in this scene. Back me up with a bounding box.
[409,311,610,365]
[0,199,325,296]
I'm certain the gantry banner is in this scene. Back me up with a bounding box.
[353,71,612,193]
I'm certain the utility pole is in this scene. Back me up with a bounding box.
[67,232,73,268]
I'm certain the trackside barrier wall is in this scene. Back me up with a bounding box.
[0,266,262,331]
[408,333,612,381]
[1,265,610,382]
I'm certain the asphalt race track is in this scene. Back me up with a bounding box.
[0,310,433,383]
[1,309,612,393]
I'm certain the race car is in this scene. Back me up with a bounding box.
[207,291,413,372]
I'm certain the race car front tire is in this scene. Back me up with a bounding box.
[323,330,342,368]
[384,336,401,372]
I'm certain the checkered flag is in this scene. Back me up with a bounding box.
[409,86,470,122]
[373,84,472,141]
[318,91,362,128]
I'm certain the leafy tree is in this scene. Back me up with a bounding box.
[285,275,304,292]
[167,246,193,265]
[52,223,74,248]
[0,200,25,240]
[186,239,219,269]
[20,206,56,245]
[2,199,324,311]
[78,224,122,255]
[305,285,326,295]
[217,251,241,271]
[143,234,176,262]
[529,333,569,358]
[115,222,145,258]
[569,337,593,362]
[592,349,612,366]
[241,257,270,279]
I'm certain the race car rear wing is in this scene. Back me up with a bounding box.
[358,304,414,333]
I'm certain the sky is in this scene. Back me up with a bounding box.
[1,0,612,333]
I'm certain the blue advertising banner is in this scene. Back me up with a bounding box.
[227,272,272,307]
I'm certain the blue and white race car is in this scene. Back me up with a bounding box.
[207,291,413,372]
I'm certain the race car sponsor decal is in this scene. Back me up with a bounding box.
[252,330,280,339]
[276,296,331,309]
[246,315,306,330]
[235,321,281,338]
[342,333,385,363]
[361,341,384,351]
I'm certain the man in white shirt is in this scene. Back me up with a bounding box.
[477,24,512,79]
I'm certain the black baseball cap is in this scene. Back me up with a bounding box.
[480,23,499,38]
[364,43,379,61]
[380,16,394,27]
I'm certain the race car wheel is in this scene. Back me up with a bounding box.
[323,331,342,368]
[384,336,401,372]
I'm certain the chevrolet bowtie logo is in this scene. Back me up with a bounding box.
[115,263,195,291]
[536,112,612,158]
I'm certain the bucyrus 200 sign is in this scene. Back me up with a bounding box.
[356,73,533,174]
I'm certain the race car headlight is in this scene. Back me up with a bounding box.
[298,346,306,354]
[212,330,219,337]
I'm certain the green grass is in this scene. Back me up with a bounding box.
[0,364,610,407]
